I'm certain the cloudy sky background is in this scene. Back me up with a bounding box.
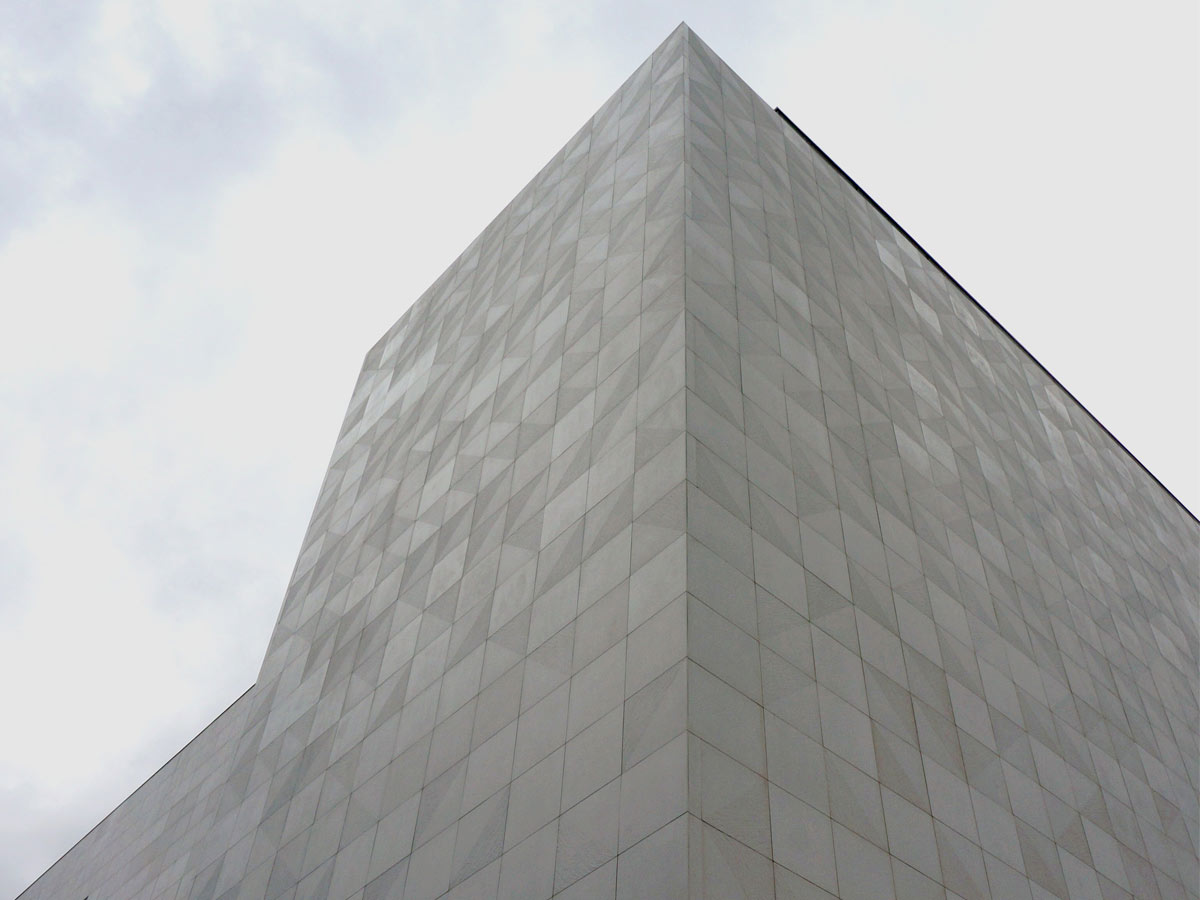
[1,0,1195,894]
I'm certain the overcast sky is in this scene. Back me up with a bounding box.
[2,1,1196,895]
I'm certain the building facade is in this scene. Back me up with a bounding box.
[21,24,1198,900]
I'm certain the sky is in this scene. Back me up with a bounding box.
[1,0,1195,895]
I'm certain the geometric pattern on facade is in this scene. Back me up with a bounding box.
[21,23,1198,900]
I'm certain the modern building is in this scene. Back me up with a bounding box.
[20,23,1198,900]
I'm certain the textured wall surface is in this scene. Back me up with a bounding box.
[20,24,1197,900]
[675,31,1197,900]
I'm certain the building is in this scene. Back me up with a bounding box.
[20,23,1198,900]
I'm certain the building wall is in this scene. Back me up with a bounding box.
[22,23,692,900]
[20,24,1197,900]
[678,29,1197,900]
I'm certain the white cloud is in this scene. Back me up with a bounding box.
[0,212,141,374]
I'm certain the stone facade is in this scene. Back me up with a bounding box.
[20,24,1198,900]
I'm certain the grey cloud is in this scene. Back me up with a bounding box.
[20,0,568,233]
[77,58,283,242]
[0,0,507,248]
[0,534,31,620]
